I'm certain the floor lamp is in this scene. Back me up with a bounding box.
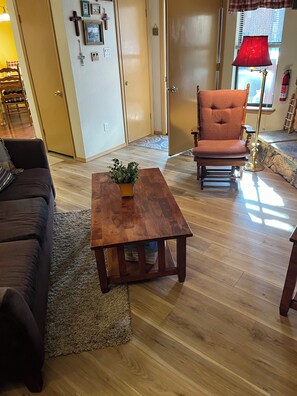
[233,36,272,172]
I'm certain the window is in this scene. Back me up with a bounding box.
[234,8,285,107]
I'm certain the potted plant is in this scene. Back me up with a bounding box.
[108,158,139,197]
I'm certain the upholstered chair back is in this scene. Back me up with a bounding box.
[198,89,248,140]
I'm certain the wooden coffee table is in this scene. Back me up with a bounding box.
[91,168,193,293]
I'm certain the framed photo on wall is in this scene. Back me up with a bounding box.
[91,3,101,15]
[81,1,90,17]
[83,20,104,45]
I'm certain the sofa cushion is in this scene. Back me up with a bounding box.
[0,198,48,244]
[0,139,23,174]
[0,168,52,204]
[0,239,40,308]
[0,167,14,192]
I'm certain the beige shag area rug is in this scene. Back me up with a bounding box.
[45,209,132,358]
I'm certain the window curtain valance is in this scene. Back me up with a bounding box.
[228,0,293,12]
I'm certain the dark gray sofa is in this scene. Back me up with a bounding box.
[0,139,55,392]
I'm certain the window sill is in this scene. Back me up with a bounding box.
[246,106,275,114]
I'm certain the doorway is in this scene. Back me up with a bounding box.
[0,0,35,139]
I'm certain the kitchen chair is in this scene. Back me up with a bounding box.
[191,84,254,189]
[0,66,32,128]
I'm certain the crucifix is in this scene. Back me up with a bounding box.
[77,39,85,66]
[69,11,82,37]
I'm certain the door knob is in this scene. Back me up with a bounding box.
[124,81,128,86]
[54,90,62,97]
[168,85,178,93]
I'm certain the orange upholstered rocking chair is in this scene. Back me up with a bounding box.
[191,84,254,189]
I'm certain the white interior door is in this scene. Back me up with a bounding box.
[118,0,152,142]
[167,0,224,155]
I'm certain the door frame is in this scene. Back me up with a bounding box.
[114,0,153,144]
[160,0,167,135]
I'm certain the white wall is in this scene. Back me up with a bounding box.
[8,0,125,160]
[221,8,297,132]
[56,0,125,159]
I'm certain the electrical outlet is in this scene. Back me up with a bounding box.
[104,122,109,132]
[91,52,99,61]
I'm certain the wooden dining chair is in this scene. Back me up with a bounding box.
[191,84,255,189]
[0,66,32,129]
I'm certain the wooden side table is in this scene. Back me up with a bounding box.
[279,226,297,316]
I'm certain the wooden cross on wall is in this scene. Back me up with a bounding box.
[69,11,82,37]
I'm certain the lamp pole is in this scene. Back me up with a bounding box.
[244,68,267,172]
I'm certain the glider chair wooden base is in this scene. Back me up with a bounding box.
[191,85,254,190]
[195,159,246,190]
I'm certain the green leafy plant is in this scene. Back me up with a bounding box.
[108,158,139,184]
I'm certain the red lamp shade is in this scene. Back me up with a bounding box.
[232,36,272,67]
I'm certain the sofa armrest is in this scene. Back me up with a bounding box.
[0,287,44,391]
[3,139,50,170]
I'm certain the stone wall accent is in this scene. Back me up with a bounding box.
[259,141,297,188]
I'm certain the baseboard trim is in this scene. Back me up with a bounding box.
[76,143,127,162]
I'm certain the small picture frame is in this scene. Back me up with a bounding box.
[83,20,104,45]
[91,3,101,15]
[81,1,90,17]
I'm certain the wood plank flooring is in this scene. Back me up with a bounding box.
[2,145,297,395]
[0,113,35,139]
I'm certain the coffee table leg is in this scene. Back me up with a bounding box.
[95,248,109,293]
[177,236,186,282]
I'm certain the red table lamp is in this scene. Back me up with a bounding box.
[233,36,272,172]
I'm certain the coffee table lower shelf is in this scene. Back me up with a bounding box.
[93,238,187,293]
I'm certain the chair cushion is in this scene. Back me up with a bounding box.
[192,140,249,158]
[0,168,52,204]
[0,239,40,308]
[0,198,48,244]
[199,89,248,140]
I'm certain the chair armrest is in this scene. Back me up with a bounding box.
[3,138,50,170]
[241,125,255,148]
[191,127,201,147]
[242,125,255,133]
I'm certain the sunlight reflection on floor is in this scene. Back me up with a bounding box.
[240,172,294,233]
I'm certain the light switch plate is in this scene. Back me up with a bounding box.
[103,48,111,58]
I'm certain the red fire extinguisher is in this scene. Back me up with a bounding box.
[279,70,291,101]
